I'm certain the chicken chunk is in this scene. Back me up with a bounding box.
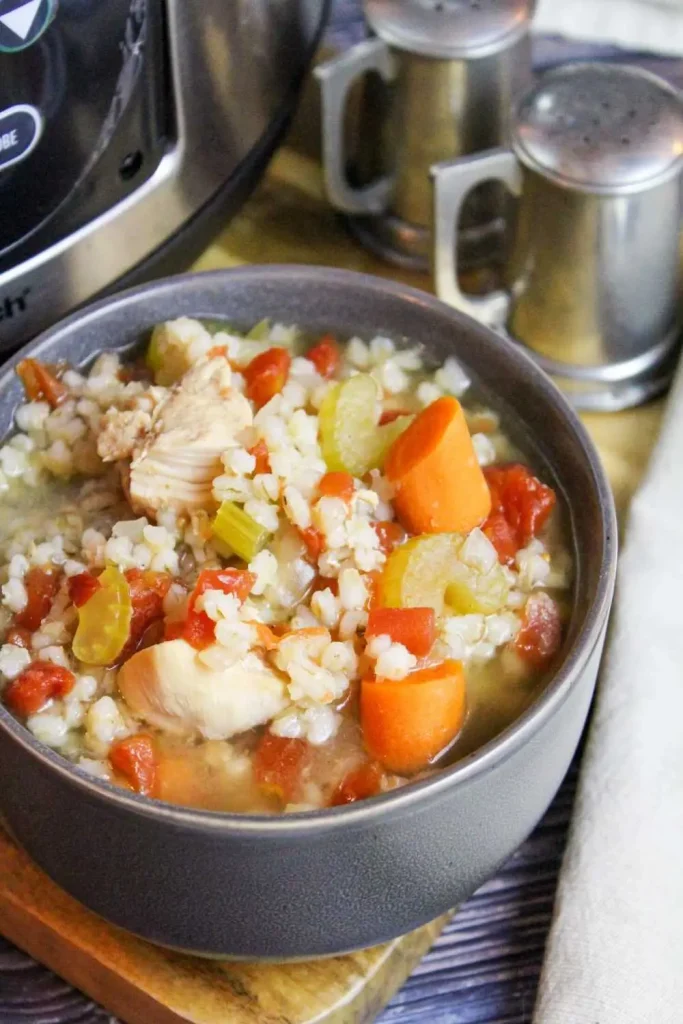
[118,639,288,740]
[98,358,252,518]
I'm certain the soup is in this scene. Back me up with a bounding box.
[0,318,571,812]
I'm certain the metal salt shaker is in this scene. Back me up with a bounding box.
[315,0,535,271]
[432,63,683,411]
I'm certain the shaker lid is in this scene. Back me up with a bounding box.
[512,63,683,195]
[364,0,534,60]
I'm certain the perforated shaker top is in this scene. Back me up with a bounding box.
[512,63,683,194]
[364,0,534,60]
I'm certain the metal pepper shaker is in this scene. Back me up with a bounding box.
[432,63,683,411]
[315,0,536,271]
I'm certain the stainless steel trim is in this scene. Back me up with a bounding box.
[0,0,324,350]
[314,38,396,215]
[431,148,521,325]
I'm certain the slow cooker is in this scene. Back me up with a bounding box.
[0,0,329,351]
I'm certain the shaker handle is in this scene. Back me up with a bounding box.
[431,150,522,327]
[314,39,395,215]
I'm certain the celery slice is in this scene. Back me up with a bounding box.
[369,415,414,469]
[445,563,509,615]
[319,374,382,476]
[245,319,272,341]
[381,534,462,614]
[212,501,271,563]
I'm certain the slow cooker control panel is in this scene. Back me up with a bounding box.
[0,0,168,267]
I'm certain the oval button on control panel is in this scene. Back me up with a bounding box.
[0,105,42,170]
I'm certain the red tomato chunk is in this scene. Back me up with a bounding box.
[514,593,562,668]
[179,568,255,651]
[15,567,61,631]
[366,607,436,658]
[248,439,270,475]
[331,762,384,806]
[4,662,75,716]
[109,734,158,797]
[121,569,173,658]
[299,526,325,559]
[372,520,406,555]
[67,572,101,608]
[307,335,340,378]
[244,347,290,408]
[484,464,556,565]
[254,734,310,803]
[5,626,31,649]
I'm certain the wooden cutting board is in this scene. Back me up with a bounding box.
[0,827,452,1024]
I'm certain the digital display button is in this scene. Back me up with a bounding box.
[0,105,42,170]
[0,0,55,53]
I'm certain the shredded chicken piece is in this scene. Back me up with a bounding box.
[118,639,288,739]
[97,358,252,518]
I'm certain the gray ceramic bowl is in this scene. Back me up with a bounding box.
[0,267,616,959]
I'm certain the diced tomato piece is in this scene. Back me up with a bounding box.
[253,733,310,803]
[318,471,355,502]
[5,625,31,649]
[120,569,173,659]
[180,568,255,651]
[482,512,519,567]
[331,762,384,806]
[485,464,556,548]
[109,734,158,797]
[16,359,67,407]
[67,572,102,608]
[366,570,382,611]
[249,439,270,475]
[191,568,255,605]
[4,661,75,716]
[244,347,291,408]
[307,335,340,378]
[299,526,325,560]
[309,574,339,598]
[366,606,436,657]
[15,567,60,632]
[372,520,405,555]
[379,409,410,426]
[164,620,186,642]
[514,593,562,668]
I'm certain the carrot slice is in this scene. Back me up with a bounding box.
[360,659,466,774]
[385,397,491,535]
[16,359,67,407]
[366,607,436,657]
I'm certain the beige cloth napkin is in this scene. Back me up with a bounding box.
[533,367,683,1023]
[535,0,683,56]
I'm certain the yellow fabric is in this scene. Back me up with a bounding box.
[193,147,664,518]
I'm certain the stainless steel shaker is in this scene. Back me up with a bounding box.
[432,63,683,411]
[315,0,535,271]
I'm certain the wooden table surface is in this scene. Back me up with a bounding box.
[0,4,678,1021]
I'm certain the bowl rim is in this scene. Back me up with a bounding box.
[0,265,618,834]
